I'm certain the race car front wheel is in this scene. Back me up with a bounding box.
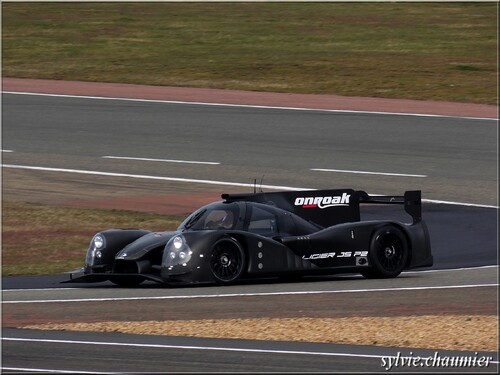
[363,226,409,278]
[210,237,246,285]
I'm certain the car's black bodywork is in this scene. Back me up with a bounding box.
[68,189,432,286]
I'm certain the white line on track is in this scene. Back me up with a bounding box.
[311,168,427,178]
[102,155,220,165]
[402,265,499,274]
[0,337,417,361]
[3,337,498,365]
[3,91,498,121]
[421,198,498,209]
[2,163,498,208]
[1,367,122,374]
[1,149,14,153]
[1,266,498,293]
[1,164,307,191]
[2,284,497,304]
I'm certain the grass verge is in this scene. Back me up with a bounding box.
[2,2,497,104]
[1,201,182,276]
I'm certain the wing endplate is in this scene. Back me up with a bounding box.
[357,190,422,224]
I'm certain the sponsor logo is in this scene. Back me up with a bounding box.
[294,193,350,209]
[303,252,336,260]
[302,250,368,260]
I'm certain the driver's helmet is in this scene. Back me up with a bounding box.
[204,209,234,229]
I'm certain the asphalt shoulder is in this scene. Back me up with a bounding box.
[2,77,497,118]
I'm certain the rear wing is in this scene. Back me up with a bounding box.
[222,189,422,227]
[357,190,422,224]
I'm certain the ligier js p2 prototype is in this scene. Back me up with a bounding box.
[68,189,432,287]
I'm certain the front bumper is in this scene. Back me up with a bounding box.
[63,268,166,284]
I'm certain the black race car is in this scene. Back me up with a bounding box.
[68,189,432,286]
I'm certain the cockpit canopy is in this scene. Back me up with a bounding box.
[178,201,321,237]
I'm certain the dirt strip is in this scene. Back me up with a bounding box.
[2,77,498,118]
[4,287,498,351]
[3,288,497,327]
[21,315,498,352]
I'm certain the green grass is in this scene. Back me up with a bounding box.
[2,2,497,104]
[1,201,182,276]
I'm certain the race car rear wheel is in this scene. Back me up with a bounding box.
[363,226,408,278]
[210,237,246,285]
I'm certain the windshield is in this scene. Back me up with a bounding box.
[178,202,240,231]
[178,208,207,230]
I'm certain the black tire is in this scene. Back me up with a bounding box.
[210,237,246,285]
[363,226,409,278]
[360,269,378,279]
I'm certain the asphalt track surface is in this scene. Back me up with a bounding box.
[1,93,497,206]
[1,92,498,373]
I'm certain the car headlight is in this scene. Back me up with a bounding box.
[86,234,106,267]
[93,235,105,249]
[173,236,184,250]
[163,234,192,267]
